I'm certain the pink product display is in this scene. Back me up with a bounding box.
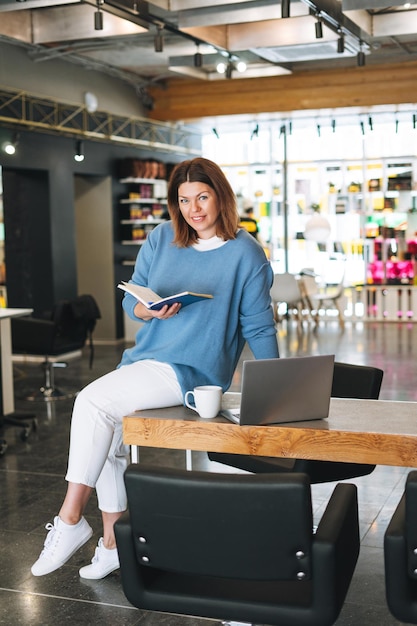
[367,260,414,284]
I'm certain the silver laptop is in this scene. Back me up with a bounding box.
[221,354,335,426]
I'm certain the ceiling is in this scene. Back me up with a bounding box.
[1,0,417,111]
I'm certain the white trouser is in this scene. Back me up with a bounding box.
[65,360,183,513]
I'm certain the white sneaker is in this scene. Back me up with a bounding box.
[31,516,93,576]
[79,537,120,580]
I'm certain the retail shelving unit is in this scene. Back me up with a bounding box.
[118,177,167,266]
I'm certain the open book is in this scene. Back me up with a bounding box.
[117,282,213,311]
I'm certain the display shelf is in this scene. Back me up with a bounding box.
[117,175,167,264]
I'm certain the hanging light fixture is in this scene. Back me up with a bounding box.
[315,14,323,39]
[154,25,164,52]
[2,133,18,155]
[281,0,290,18]
[194,45,203,68]
[74,140,85,162]
[94,0,104,30]
[357,42,365,66]
[304,212,331,243]
[337,31,345,53]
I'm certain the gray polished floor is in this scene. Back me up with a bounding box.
[1,320,416,625]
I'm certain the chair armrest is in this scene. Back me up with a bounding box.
[312,483,359,609]
[114,512,146,607]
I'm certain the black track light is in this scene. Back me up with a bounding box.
[413,114,417,129]
[337,33,345,53]
[212,128,219,139]
[2,132,18,155]
[360,121,365,136]
[194,50,203,68]
[225,61,233,79]
[154,25,164,52]
[251,124,259,140]
[315,16,323,39]
[74,140,85,162]
[281,0,290,18]
[368,116,373,131]
[332,119,336,133]
[94,0,103,30]
[357,42,365,67]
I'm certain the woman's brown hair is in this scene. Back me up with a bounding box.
[167,157,239,247]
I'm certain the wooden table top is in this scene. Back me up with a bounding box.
[123,394,417,468]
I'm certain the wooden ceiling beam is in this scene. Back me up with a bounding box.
[147,60,417,121]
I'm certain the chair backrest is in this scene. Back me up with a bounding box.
[332,362,383,400]
[270,272,302,306]
[53,294,101,366]
[124,464,314,581]
[299,274,319,298]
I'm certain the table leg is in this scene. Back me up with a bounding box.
[186,449,192,470]
[0,317,15,415]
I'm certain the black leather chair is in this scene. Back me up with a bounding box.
[11,294,100,400]
[115,464,360,626]
[208,361,384,483]
[384,470,417,624]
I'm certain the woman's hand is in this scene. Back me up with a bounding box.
[134,301,181,321]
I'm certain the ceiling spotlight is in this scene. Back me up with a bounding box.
[413,114,417,129]
[94,0,104,30]
[281,0,290,18]
[357,42,365,67]
[368,116,373,131]
[337,32,345,53]
[2,141,16,155]
[212,128,220,139]
[332,119,336,132]
[154,25,164,53]
[236,60,247,73]
[315,15,323,39]
[74,140,85,162]
[2,133,18,155]
[251,124,259,140]
[216,61,226,74]
[316,124,321,137]
[360,121,365,135]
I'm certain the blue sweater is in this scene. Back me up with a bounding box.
[119,222,279,396]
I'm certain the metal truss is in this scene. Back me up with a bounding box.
[0,87,201,155]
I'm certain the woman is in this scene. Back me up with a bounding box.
[31,157,279,579]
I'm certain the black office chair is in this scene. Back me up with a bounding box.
[115,464,360,626]
[384,470,417,624]
[208,361,384,483]
[11,294,101,401]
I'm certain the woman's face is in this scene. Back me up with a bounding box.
[177,181,220,239]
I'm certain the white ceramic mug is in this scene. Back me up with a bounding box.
[184,385,223,419]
